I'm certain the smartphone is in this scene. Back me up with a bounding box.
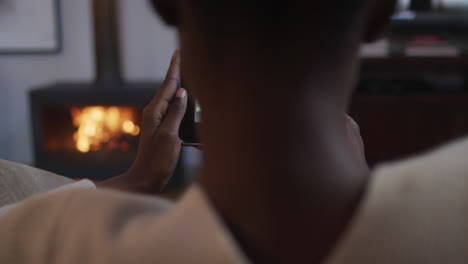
[179,92,202,146]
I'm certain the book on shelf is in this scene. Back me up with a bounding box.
[360,39,390,58]
[405,35,460,57]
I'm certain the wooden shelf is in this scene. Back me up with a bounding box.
[363,56,468,65]
[390,11,468,34]
[350,92,468,166]
[360,57,468,77]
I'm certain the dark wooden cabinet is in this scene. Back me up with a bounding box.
[350,93,468,166]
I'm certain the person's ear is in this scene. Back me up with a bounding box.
[363,0,397,43]
[149,0,179,26]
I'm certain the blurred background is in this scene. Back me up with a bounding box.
[0,0,467,189]
[0,0,178,163]
[0,0,200,188]
[354,0,468,165]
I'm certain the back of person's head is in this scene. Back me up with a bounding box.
[151,0,397,60]
[150,0,398,108]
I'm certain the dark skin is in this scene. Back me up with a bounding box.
[150,0,397,263]
[97,0,395,262]
[97,51,188,194]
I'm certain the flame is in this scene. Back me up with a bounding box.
[71,106,140,153]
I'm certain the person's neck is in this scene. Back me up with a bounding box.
[197,70,368,263]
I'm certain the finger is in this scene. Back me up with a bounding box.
[158,88,188,136]
[165,49,182,81]
[150,50,181,106]
[141,50,181,135]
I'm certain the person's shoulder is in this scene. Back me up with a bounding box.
[66,186,249,264]
[141,186,250,263]
[373,135,468,191]
[367,135,468,218]
[326,136,468,264]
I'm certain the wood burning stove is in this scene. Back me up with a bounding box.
[29,0,186,188]
[29,83,168,181]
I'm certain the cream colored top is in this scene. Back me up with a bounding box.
[326,137,468,264]
[2,136,468,263]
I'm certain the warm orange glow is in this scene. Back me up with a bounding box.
[131,125,140,136]
[122,120,135,134]
[71,106,140,153]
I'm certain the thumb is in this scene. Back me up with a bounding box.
[159,88,188,134]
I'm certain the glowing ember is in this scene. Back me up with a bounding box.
[71,106,140,153]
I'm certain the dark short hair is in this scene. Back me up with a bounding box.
[151,0,370,59]
[190,1,369,54]
[194,2,367,34]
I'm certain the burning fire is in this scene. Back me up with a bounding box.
[71,106,140,153]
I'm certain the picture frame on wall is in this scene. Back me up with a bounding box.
[0,0,61,54]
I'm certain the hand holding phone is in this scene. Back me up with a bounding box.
[179,91,202,145]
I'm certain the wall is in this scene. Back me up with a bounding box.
[0,0,94,163]
[120,0,177,81]
[0,0,200,170]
